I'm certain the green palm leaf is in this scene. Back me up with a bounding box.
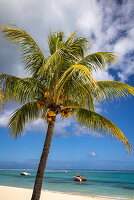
[0,25,45,76]
[0,74,46,103]
[63,91,95,111]
[95,81,134,101]
[75,108,131,152]
[54,64,98,104]
[37,48,65,79]
[66,32,76,42]
[8,102,40,137]
[65,35,89,59]
[38,33,89,77]
[79,52,117,72]
[0,88,4,107]
[48,31,64,55]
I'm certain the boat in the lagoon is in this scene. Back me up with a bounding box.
[20,172,30,176]
[73,176,87,182]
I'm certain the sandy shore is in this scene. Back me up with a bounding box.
[0,185,125,200]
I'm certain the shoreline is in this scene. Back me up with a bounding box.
[0,185,132,200]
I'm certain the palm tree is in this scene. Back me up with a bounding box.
[0,25,134,200]
[0,88,4,108]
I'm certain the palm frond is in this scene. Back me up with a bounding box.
[38,33,90,81]
[0,74,46,103]
[48,31,64,55]
[0,25,45,76]
[37,48,65,78]
[66,32,76,41]
[0,88,4,107]
[87,92,95,111]
[95,81,134,101]
[75,108,131,152]
[54,64,98,104]
[8,102,40,137]
[79,52,117,72]
[65,36,90,59]
[63,88,95,111]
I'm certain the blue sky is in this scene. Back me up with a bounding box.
[0,0,134,170]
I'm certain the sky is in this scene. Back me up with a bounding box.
[0,0,134,170]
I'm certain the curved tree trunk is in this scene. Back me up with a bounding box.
[31,117,56,200]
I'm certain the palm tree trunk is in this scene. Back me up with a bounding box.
[31,117,56,200]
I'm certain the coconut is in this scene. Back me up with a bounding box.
[47,110,56,116]
[41,115,46,119]
[44,92,50,99]
[47,117,52,121]
[61,111,71,117]
[37,103,44,109]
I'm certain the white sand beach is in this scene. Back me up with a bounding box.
[0,186,120,200]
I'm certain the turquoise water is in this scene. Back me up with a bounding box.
[0,170,134,199]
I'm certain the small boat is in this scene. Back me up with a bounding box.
[20,172,30,176]
[73,176,87,182]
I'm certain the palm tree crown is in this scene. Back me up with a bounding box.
[0,25,134,151]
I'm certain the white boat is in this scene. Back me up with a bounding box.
[20,172,30,176]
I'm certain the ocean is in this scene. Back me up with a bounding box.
[0,170,134,199]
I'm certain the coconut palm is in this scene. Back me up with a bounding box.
[0,88,4,107]
[0,25,134,200]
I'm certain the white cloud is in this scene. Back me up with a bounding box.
[16,65,27,78]
[0,109,14,127]
[93,69,114,81]
[1,0,134,81]
[0,106,103,138]
[0,107,74,136]
[26,116,102,138]
[25,116,75,137]
[116,55,134,82]
[88,152,96,157]
[77,0,102,32]
[113,28,134,55]
[0,106,78,137]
